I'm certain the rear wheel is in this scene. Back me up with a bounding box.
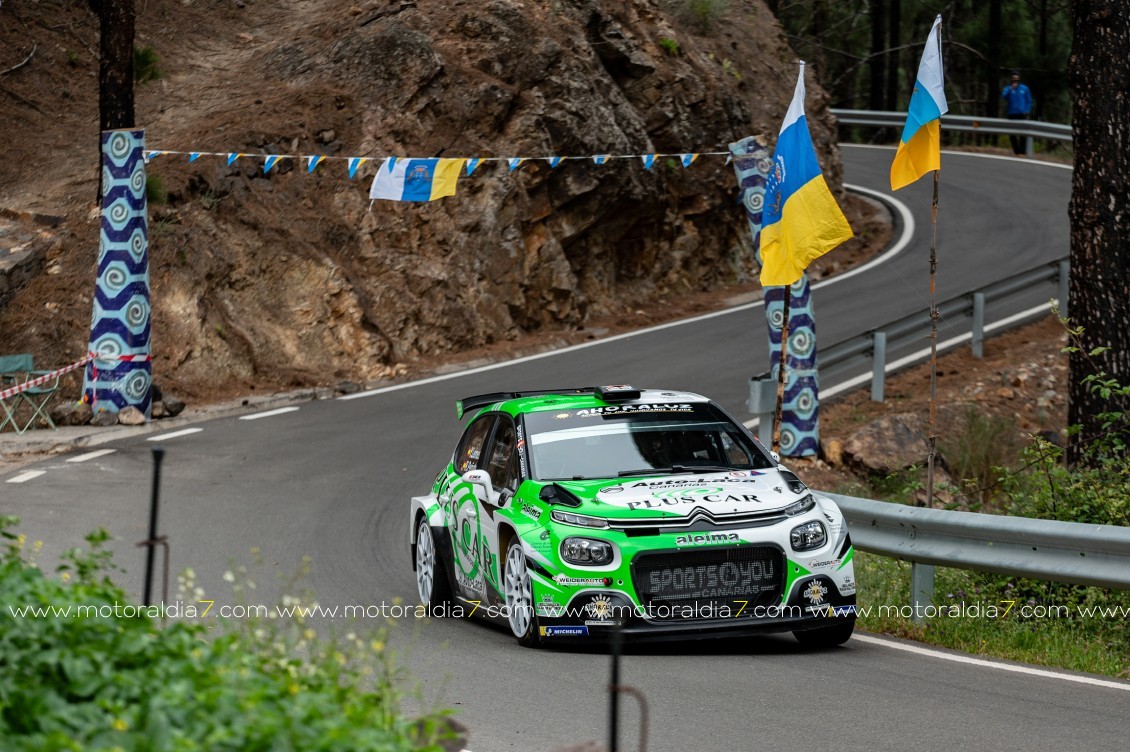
[503,539,539,647]
[793,620,855,648]
[415,518,452,610]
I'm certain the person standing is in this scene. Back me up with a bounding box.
[1001,70,1033,155]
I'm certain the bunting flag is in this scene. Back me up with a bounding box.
[307,155,325,173]
[760,62,853,287]
[226,153,242,166]
[593,154,609,165]
[466,158,482,175]
[890,14,948,191]
[680,153,698,168]
[263,155,281,173]
[368,157,467,202]
[641,154,657,170]
[507,158,527,171]
[546,156,563,168]
[348,157,368,179]
[189,152,201,162]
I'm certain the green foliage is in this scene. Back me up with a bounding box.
[658,36,681,56]
[665,0,730,34]
[146,174,168,205]
[0,517,453,750]
[939,407,1025,510]
[133,45,163,83]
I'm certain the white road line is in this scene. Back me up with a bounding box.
[66,448,117,463]
[854,633,1130,691]
[239,406,300,421]
[339,185,915,402]
[146,427,204,442]
[6,470,46,483]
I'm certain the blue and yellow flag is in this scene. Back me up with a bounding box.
[760,63,853,287]
[891,15,948,190]
[368,158,466,202]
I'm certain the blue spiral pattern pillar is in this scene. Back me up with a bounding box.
[83,129,152,416]
[729,136,820,457]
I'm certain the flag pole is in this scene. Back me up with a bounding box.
[925,169,940,507]
[772,284,791,455]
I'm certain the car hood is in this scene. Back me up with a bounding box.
[554,469,810,519]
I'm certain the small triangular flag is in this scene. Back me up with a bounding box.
[546,156,563,168]
[593,154,609,165]
[507,158,526,172]
[307,155,325,173]
[680,153,698,168]
[641,154,657,170]
[348,157,368,179]
[263,155,280,173]
[227,153,242,166]
[189,152,201,163]
[466,158,482,175]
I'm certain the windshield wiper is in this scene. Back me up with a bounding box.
[617,464,739,477]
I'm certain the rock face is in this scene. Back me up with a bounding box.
[0,1,861,399]
[842,414,929,476]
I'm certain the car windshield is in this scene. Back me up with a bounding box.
[522,402,773,481]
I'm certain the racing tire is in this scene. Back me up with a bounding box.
[503,539,540,647]
[793,620,855,648]
[415,518,453,610]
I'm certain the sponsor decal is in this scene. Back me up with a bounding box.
[537,603,565,617]
[540,625,590,637]
[807,558,841,571]
[575,403,693,416]
[803,580,829,605]
[516,425,528,477]
[554,413,571,420]
[647,560,776,599]
[554,575,611,587]
[585,595,616,621]
[626,493,763,511]
[455,569,484,596]
[839,576,857,596]
[520,503,542,522]
[728,470,763,478]
[675,532,740,546]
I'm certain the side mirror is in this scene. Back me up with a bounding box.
[462,469,499,506]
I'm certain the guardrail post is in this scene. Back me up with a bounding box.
[747,373,776,448]
[870,331,887,402]
[1057,260,1070,319]
[1026,136,1034,158]
[971,293,985,358]
[911,563,935,624]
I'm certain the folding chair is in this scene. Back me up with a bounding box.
[0,353,60,433]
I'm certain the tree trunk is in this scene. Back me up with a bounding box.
[884,0,901,110]
[986,0,1003,118]
[98,0,136,131]
[869,0,886,111]
[1066,0,1130,465]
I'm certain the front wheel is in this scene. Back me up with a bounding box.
[415,518,452,609]
[503,539,539,647]
[793,620,855,648]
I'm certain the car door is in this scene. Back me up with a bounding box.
[477,416,520,599]
[444,413,496,601]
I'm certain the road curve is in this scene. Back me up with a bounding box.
[6,149,1122,752]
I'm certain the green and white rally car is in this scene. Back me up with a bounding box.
[409,386,856,647]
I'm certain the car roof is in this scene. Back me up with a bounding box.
[457,387,711,420]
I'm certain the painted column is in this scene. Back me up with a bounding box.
[83,129,152,416]
[729,136,820,457]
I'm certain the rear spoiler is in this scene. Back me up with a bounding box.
[455,385,642,419]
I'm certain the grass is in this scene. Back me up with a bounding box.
[855,551,1130,678]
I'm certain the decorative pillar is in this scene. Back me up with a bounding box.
[83,129,152,416]
[729,136,820,457]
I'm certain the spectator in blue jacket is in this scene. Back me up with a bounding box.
[1001,71,1033,155]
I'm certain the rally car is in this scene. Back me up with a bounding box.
[408,385,856,647]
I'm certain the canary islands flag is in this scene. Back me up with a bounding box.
[890,15,947,190]
[760,62,853,287]
[369,157,466,202]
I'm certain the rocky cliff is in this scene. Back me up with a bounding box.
[0,0,868,399]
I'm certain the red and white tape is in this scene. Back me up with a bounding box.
[0,354,96,401]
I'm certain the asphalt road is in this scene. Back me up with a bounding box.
[5,147,1123,752]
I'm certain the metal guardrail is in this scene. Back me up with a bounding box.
[827,492,1130,621]
[831,109,1073,143]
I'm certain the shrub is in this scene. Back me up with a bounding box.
[134,45,163,83]
[658,37,680,56]
[0,517,453,750]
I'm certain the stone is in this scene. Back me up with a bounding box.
[117,406,146,426]
[842,413,928,476]
[821,438,844,466]
[162,395,186,417]
[90,410,118,427]
[335,380,361,395]
[151,401,167,419]
[68,402,93,426]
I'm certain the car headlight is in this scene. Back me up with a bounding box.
[561,537,616,565]
[790,520,827,551]
[551,510,609,529]
[781,493,817,517]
